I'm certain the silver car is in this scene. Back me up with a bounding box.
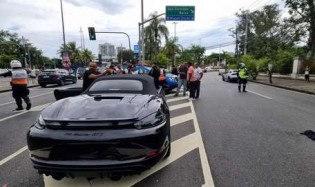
[222,69,238,82]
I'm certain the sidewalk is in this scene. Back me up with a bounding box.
[251,75,315,95]
[0,77,39,93]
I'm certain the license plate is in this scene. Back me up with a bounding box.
[43,76,49,78]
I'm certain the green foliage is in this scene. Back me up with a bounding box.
[156,52,169,67]
[241,54,270,79]
[117,50,134,63]
[0,29,49,69]
[285,0,315,58]
[144,12,169,61]
[58,42,94,66]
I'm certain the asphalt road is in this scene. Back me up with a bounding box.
[1,73,315,187]
[194,72,315,187]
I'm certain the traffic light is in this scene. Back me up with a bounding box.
[88,27,96,40]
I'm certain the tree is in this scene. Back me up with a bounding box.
[80,49,94,66]
[0,29,50,68]
[285,0,315,59]
[189,45,206,64]
[162,37,182,66]
[117,50,134,63]
[144,12,169,61]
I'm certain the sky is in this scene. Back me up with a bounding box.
[0,0,283,58]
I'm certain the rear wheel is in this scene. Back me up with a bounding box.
[40,83,46,88]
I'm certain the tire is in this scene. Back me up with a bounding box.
[222,76,225,81]
[40,83,46,88]
[228,77,231,82]
[164,123,171,159]
[72,78,77,84]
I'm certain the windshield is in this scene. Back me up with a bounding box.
[89,79,143,93]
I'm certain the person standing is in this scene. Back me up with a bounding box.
[237,63,248,92]
[305,66,310,82]
[174,63,188,96]
[82,62,105,91]
[149,63,161,89]
[171,65,178,76]
[187,62,197,100]
[194,63,204,99]
[0,60,31,111]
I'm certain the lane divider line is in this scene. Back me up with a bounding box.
[189,100,215,187]
[0,146,27,166]
[0,92,52,107]
[0,103,51,122]
[247,90,272,100]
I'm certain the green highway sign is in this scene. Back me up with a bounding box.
[166,6,195,21]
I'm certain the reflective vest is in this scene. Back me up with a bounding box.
[238,68,247,79]
[11,69,28,85]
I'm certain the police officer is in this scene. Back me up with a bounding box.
[237,63,248,92]
[0,60,32,111]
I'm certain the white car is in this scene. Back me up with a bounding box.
[222,69,238,82]
[218,68,227,75]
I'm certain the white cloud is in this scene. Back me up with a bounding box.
[0,0,282,58]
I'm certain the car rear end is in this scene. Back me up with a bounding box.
[27,116,170,178]
[38,70,62,86]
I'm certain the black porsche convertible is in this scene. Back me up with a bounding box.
[27,75,171,180]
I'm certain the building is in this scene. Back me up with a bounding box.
[99,43,116,60]
[117,46,126,54]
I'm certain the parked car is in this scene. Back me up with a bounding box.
[218,68,227,75]
[136,66,178,92]
[76,67,86,79]
[222,69,239,82]
[27,75,171,180]
[38,69,77,87]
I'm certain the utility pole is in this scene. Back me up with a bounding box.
[173,22,177,67]
[22,36,28,68]
[80,27,83,50]
[235,27,239,65]
[141,0,145,65]
[244,12,249,55]
[60,0,66,51]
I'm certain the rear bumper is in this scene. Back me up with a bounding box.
[27,120,170,174]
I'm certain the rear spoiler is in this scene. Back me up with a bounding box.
[54,87,83,100]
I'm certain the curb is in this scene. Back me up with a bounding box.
[250,80,315,96]
[0,85,39,93]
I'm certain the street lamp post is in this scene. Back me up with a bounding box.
[141,0,145,65]
[60,0,66,51]
[173,22,177,67]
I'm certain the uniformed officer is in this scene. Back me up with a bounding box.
[237,63,248,92]
[0,60,32,111]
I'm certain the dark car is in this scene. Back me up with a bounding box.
[27,75,171,180]
[76,67,86,79]
[38,69,77,87]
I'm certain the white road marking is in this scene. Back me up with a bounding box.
[247,90,272,100]
[0,146,27,166]
[170,113,194,127]
[169,102,190,111]
[189,100,215,187]
[0,103,51,122]
[167,96,189,103]
[0,111,28,122]
[0,92,52,107]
